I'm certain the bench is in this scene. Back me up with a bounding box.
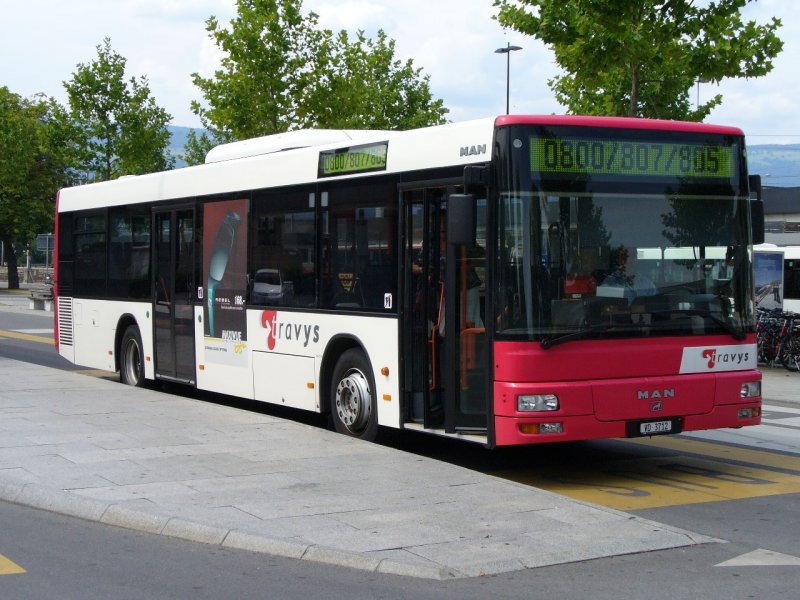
[29,284,54,311]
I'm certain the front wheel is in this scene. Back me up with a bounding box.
[120,325,146,387]
[330,349,378,441]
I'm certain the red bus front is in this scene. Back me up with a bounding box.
[487,116,761,445]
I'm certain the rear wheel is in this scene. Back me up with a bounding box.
[120,325,146,387]
[330,349,378,441]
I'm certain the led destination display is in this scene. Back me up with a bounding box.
[318,142,389,177]
[531,136,736,179]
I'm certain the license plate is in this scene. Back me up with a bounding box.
[640,420,672,435]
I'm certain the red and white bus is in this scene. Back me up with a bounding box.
[54,115,763,447]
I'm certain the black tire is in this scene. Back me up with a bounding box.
[330,348,378,441]
[120,325,146,387]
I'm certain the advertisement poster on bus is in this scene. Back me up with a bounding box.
[202,198,249,365]
[753,248,784,310]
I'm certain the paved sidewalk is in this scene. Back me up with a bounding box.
[0,359,718,580]
[760,366,800,407]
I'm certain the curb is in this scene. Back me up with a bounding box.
[0,478,460,580]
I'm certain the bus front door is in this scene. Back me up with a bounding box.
[403,186,488,433]
[404,188,445,428]
[153,208,196,384]
[445,196,488,433]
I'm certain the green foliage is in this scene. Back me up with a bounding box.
[187,0,447,164]
[64,38,174,180]
[494,0,784,120]
[0,88,71,287]
[300,29,447,131]
[0,87,40,197]
[180,129,216,168]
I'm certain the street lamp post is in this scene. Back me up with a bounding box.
[696,78,709,110]
[495,42,522,114]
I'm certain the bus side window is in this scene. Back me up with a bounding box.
[250,188,316,307]
[321,180,397,311]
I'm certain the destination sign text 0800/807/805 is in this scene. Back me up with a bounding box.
[530,137,736,179]
[318,142,388,177]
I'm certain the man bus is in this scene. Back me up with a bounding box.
[54,115,763,447]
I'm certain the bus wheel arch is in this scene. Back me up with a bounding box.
[322,337,378,441]
[117,317,146,387]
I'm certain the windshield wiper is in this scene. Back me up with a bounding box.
[540,307,745,350]
[540,323,618,349]
[649,308,745,340]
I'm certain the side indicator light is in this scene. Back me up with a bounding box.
[518,422,563,435]
[739,407,761,419]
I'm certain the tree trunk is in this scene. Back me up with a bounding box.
[4,240,19,289]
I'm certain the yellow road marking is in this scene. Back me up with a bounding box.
[517,456,800,510]
[0,329,53,345]
[497,438,800,511]
[0,553,26,575]
[628,435,800,473]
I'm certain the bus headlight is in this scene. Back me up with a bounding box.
[518,394,559,412]
[740,381,761,398]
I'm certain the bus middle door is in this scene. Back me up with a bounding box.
[153,208,196,384]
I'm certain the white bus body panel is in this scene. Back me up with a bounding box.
[195,309,400,427]
[58,299,153,378]
[252,352,317,411]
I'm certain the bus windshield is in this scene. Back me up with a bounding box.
[494,125,755,344]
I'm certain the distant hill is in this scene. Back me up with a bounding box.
[167,127,800,186]
[747,145,800,187]
[168,126,196,168]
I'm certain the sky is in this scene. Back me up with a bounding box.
[2,0,798,149]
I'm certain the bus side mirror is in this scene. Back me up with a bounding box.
[749,175,764,245]
[751,200,765,245]
[448,194,476,246]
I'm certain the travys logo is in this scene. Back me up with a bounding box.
[679,343,756,374]
[261,310,320,351]
[701,347,751,369]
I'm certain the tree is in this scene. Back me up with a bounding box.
[494,0,783,120]
[64,38,174,181]
[187,0,447,165]
[299,29,447,131]
[0,89,70,288]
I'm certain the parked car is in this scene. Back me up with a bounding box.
[250,268,294,305]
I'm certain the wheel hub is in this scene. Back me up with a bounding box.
[335,369,372,432]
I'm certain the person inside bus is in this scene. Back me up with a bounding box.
[600,245,657,303]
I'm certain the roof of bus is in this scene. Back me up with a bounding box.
[57,117,498,212]
[496,114,745,136]
[57,115,746,213]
